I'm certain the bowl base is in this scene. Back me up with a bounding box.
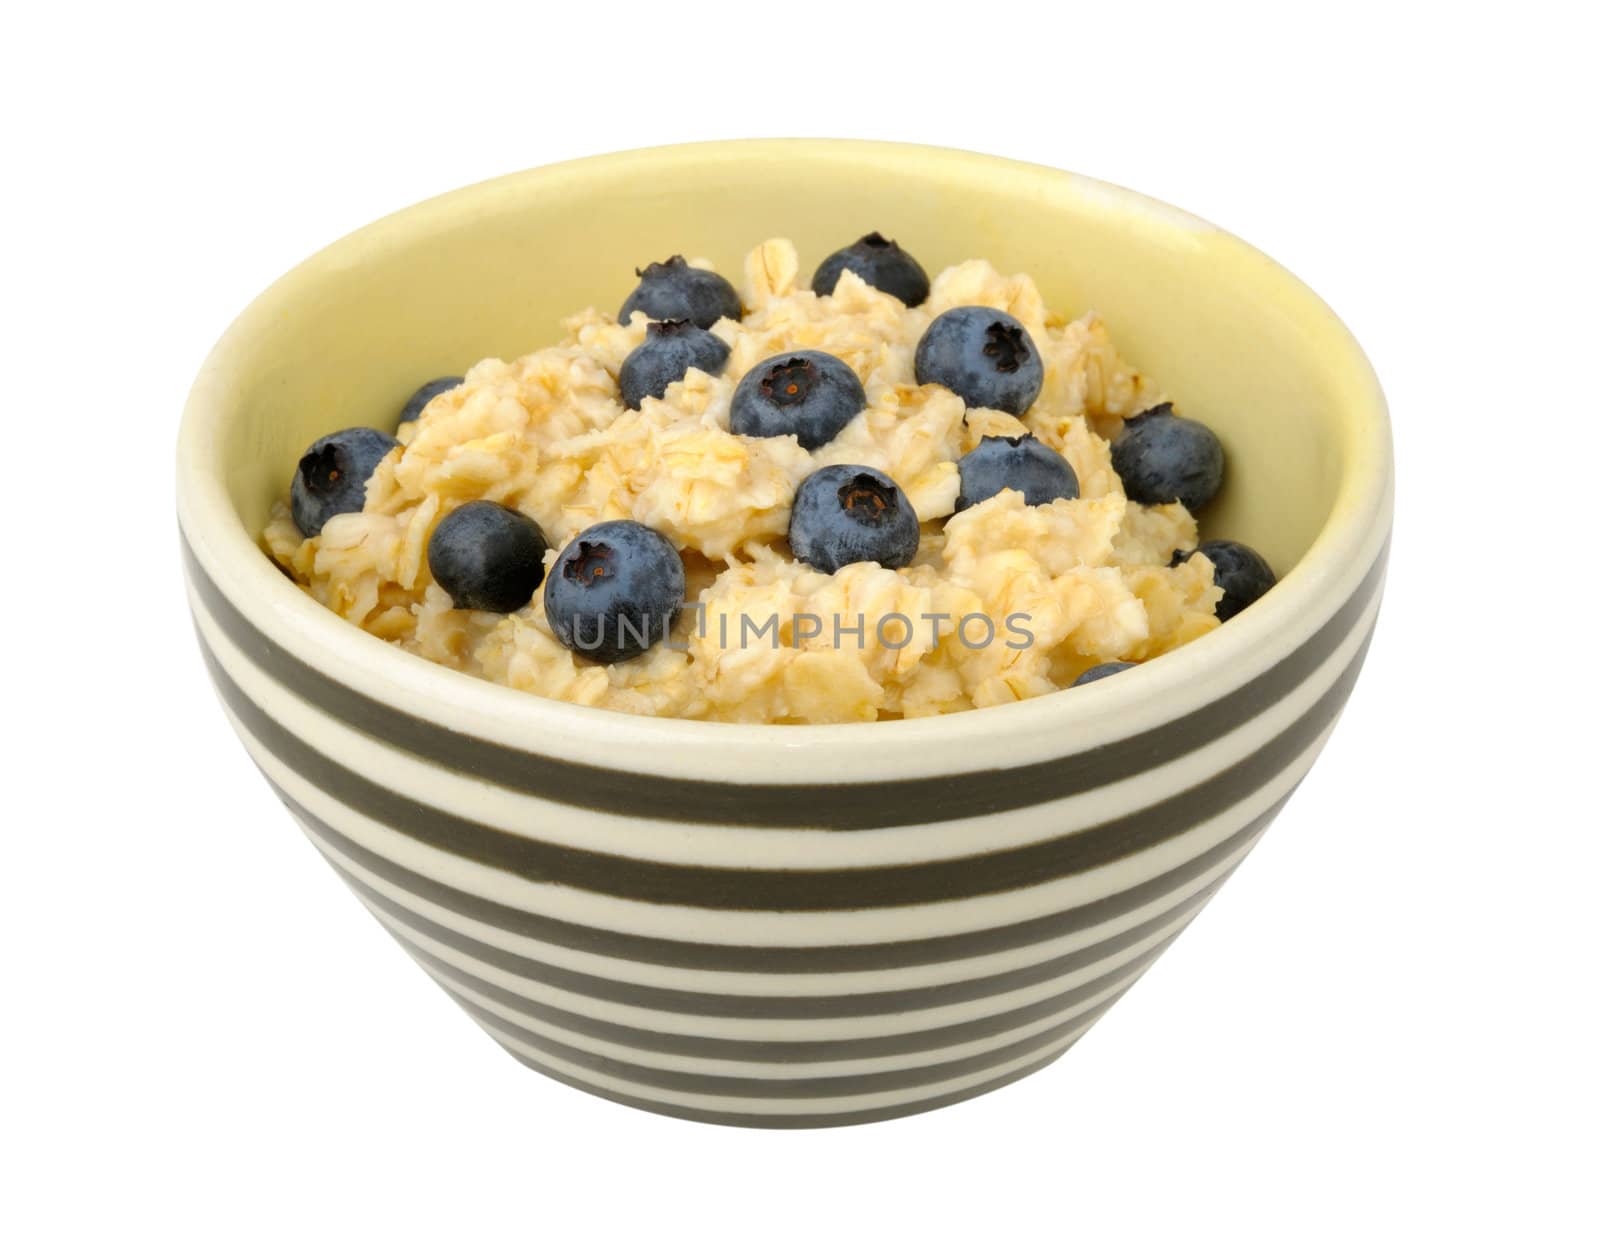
[486,1036,1080,1130]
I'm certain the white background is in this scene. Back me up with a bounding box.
[6,3,1597,1249]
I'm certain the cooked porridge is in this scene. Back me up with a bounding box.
[263,234,1275,723]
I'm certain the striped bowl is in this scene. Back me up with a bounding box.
[178,141,1393,1128]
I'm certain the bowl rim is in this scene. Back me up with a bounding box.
[177,138,1393,780]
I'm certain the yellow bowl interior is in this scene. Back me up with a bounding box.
[199,140,1382,581]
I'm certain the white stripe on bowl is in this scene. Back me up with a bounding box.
[231,704,1331,947]
[359,893,1204,1041]
[308,821,1257,995]
[474,1019,1093,1119]
[420,952,1149,1080]
[189,583,1379,868]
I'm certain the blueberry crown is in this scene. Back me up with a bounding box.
[636,256,688,279]
[563,540,615,586]
[760,357,817,407]
[982,322,1030,374]
[299,444,345,491]
[837,472,896,525]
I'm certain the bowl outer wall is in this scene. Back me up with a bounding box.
[176,139,1392,789]
[176,141,1391,1125]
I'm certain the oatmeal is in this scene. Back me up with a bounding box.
[263,235,1257,723]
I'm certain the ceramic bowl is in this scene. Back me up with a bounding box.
[177,140,1392,1127]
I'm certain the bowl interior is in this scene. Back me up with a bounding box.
[194,140,1377,592]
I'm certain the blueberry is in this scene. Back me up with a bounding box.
[729,351,867,450]
[427,501,550,614]
[290,427,399,537]
[1111,403,1225,512]
[619,256,742,329]
[618,320,730,409]
[788,465,921,574]
[1173,540,1276,621]
[544,520,686,663]
[914,306,1043,417]
[955,434,1079,512]
[1072,662,1137,687]
[812,232,930,307]
[399,376,464,427]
